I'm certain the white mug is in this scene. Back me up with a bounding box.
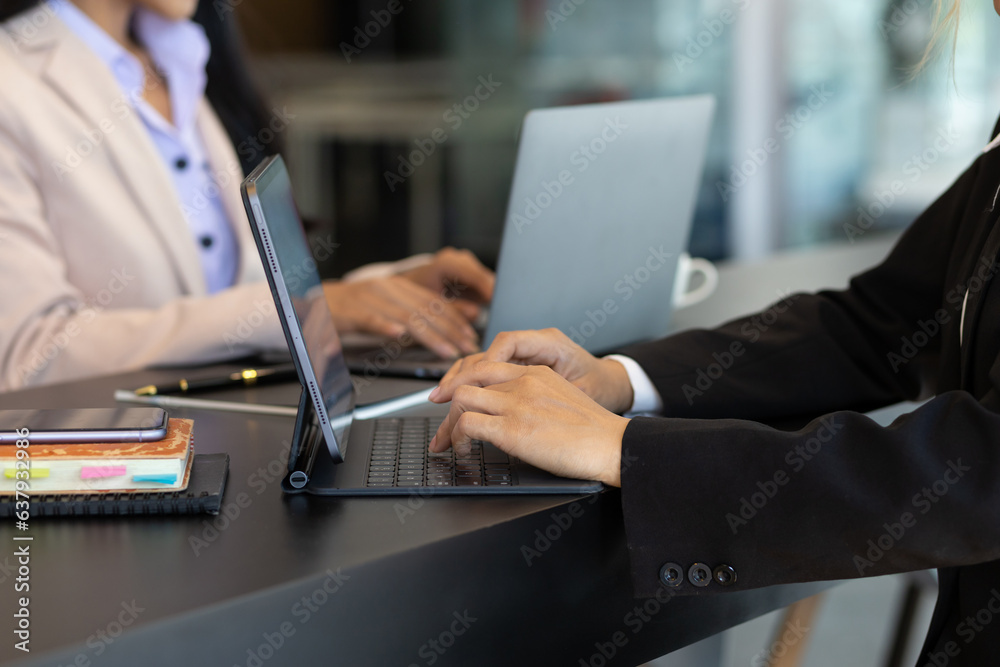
[672,253,719,309]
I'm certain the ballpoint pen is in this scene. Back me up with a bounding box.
[133,365,298,396]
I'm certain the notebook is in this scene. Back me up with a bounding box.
[0,454,228,517]
[0,418,194,494]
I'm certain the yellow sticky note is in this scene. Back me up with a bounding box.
[3,467,50,479]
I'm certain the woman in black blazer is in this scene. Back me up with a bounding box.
[427,2,1000,663]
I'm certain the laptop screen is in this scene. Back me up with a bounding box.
[243,156,355,460]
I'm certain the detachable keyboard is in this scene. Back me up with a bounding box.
[365,417,515,488]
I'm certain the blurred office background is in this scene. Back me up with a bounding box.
[231,2,996,664]
[236,0,1000,275]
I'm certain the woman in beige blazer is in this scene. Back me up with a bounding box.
[0,0,492,392]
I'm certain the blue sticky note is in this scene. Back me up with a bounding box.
[132,474,178,485]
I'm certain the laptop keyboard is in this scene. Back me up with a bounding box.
[365,417,515,488]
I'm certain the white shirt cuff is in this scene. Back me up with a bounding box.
[604,354,664,415]
[342,254,434,282]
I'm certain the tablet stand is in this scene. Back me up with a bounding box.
[283,387,323,490]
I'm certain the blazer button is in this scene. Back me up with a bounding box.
[688,563,712,587]
[659,562,684,587]
[713,564,737,587]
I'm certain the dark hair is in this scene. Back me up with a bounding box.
[0,0,281,175]
[193,1,283,174]
[0,0,37,21]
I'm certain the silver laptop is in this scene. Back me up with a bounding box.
[241,155,602,495]
[343,94,716,377]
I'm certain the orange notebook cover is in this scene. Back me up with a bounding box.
[0,418,194,494]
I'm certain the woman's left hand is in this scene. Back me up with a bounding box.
[428,362,630,487]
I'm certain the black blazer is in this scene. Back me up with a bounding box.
[618,115,1000,664]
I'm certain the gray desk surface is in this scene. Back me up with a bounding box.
[0,234,899,667]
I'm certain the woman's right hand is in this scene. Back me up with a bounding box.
[429,328,635,414]
[322,277,480,359]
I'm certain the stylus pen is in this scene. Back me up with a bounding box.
[133,365,298,396]
[114,391,299,418]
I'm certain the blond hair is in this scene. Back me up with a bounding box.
[912,0,962,76]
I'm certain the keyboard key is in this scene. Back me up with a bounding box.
[367,417,519,490]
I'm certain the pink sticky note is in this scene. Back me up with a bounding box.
[80,466,127,480]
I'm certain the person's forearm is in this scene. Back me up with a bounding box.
[620,389,1000,597]
[2,282,285,391]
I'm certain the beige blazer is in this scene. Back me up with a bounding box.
[0,11,286,392]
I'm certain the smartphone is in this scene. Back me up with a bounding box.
[0,408,169,444]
